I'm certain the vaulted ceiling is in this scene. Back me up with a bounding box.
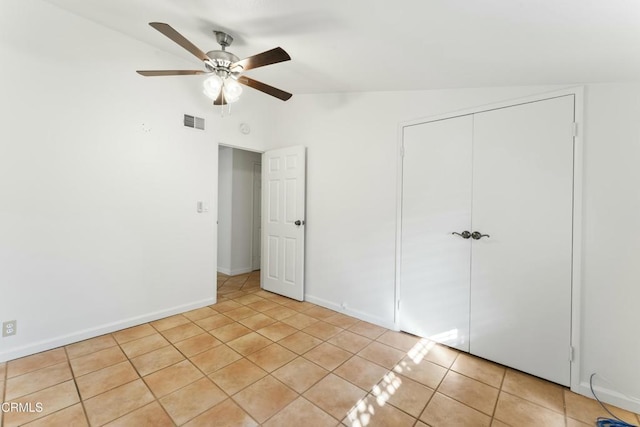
[43,0,640,94]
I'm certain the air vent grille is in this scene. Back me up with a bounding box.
[184,114,205,130]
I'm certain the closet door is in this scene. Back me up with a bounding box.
[400,115,473,351]
[470,96,574,385]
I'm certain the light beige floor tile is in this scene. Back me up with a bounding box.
[420,392,491,427]
[75,360,139,399]
[272,357,329,393]
[83,379,154,426]
[161,322,205,343]
[227,332,273,356]
[278,331,323,354]
[281,313,320,329]
[160,377,227,425]
[344,394,416,427]
[491,419,511,427]
[130,345,185,376]
[210,322,253,342]
[303,321,343,340]
[65,334,117,359]
[120,333,170,359]
[5,362,72,400]
[566,417,593,427]
[438,370,499,415]
[246,299,280,313]
[324,313,360,329]
[279,300,316,312]
[304,374,367,420]
[224,306,260,321]
[494,391,565,427]
[372,373,433,418]
[304,342,353,371]
[328,330,373,354]
[104,401,174,427]
[210,300,243,313]
[334,355,389,391]
[69,346,127,377]
[376,330,421,352]
[247,343,297,372]
[564,389,638,425]
[7,348,67,378]
[239,313,277,330]
[264,396,337,427]
[393,356,448,390]
[233,376,298,423]
[183,398,258,427]
[502,369,564,413]
[112,324,156,344]
[256,322,298,341]
[348,321,387,340]
[263,305,298,321]
[234,294,265,305]
[195,314,235,331]
[304,306,338,320]
[22,403,87,427]
[3,380,79,427]
[151,314,191,332]
[357,342,405,370]
[451,353,505,388]
[183,306,218,321]
[174,332,222,357]
[190,344,243,374]
[421,341,459,368]
[143,359,203,397]
[209,358,267,395]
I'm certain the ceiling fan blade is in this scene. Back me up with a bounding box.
[149,22,209,62]
[137,70,207,76]
[232,47,291,72]
[237,76,292,101]
[213,91,227,106]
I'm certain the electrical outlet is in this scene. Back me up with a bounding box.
[3,320,17,337]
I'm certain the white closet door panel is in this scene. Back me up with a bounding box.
[470,96,574,385]
[400,115,473,351]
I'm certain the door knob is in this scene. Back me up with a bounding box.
[452,231,471,239]
[294,220,304,226]
[471,231,490,240]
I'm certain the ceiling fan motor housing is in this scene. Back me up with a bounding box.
[205,50,240,77]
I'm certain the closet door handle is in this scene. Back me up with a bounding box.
[452,231,471,239]
[471,231,490,240]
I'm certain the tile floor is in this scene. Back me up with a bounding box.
[1,271,639,426]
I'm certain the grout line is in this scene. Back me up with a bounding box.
[63,345,91,427]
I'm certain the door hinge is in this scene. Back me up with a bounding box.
[397,300,401,311]
[572,122,578,137]
[569,345,574,362]
[400,145,405,157]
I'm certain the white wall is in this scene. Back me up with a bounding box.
[231,149,262,274]
[217,147,262,275]
[260,84,640,412]
[0,0,223,362]
[217,146,233,272]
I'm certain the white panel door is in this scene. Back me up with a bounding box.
[400,115,473,351]
[262,146,306,301]
[470,96,574,386]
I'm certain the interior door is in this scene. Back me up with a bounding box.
[262,146,306,301]
[400,115,473,351]
[470,96,574,386]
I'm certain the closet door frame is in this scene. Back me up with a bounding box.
[394,86,584,391]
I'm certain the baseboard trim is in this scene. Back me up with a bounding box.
[575,381,640,415]
[0,297,216,363]
[304,294,395,330]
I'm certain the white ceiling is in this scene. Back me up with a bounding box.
[43,0,640,95]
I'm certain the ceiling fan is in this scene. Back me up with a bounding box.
[137,22,292,105]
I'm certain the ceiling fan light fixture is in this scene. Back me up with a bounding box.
[222,78,243,103]
[203,75,223,100]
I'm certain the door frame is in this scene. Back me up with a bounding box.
[394,86,584,391]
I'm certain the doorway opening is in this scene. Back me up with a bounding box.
[217,145,262,294]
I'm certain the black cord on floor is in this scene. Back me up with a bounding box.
[590,373,637,427]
